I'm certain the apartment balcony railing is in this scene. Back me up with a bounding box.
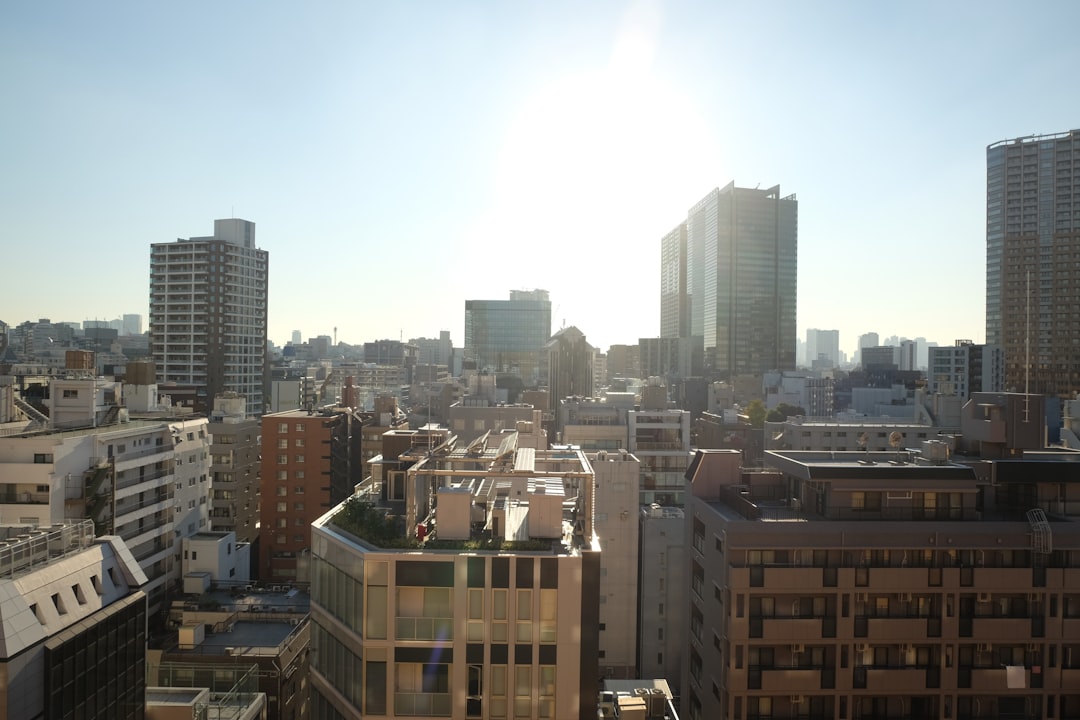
[0,491,50,505]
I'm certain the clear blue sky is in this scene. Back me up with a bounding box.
[3,1,1079,357]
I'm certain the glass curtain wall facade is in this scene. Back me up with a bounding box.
[686,183,797,379]
[987,129,1080,396]
[660,222,689,339]
[464,291,551,385]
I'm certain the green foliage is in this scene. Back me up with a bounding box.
[745,399,767,428]
[334,497,413,547]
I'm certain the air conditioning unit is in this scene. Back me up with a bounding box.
[977,592,991,603]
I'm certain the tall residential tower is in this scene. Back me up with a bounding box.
[150,219,268,416]
[987,130,1080,396]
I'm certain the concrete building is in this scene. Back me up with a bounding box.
[546,325,594,410]
[146,663,266,720]
[259,407,362,582]
[181,530,250,592]
[448,402,542,446]
[684,183,797,379]
[464,289,552,385]
[150,218,269,416]
[158,586,310,720]
[631,383,692,508]
[861,346,898,370]
[0,521,148,720]
[640,336,701,382]
[309,432,601,719]
[411,330,455,367]
[638,504,686,700]
[208,393,261,544]
[607,344,642,382]
[0,376,209,616]
[591,450,642,680]
[560,395,633,452]
[805,329,840,370]
[987,129,1080,396]
[683,444,1080,720]
[929,340,1006,400]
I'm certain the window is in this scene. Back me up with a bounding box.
[295,423,304,432]
[295,454,305,463]
[295,486,305,495]
[62,389,78,399]
[295,470,305,480]
[278,439,289,449]
[277,486,288,496]
[73,583,87,605]
[278,423,288,433]
[276,502,287,512]
[295,438,305,447]
[277,454,287,465]
[277,470,288,480]
[294,502,304,511]
[33,453,54,464]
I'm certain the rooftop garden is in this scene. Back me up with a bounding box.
[332,496,557,552]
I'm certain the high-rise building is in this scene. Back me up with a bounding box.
[661,222,690,339]
[464,289,551,385]
[805,328,840,369]
[987,129,1080,396]
[683,183,797,379]
[928,340,1005,400]
[150,218,268,416]
[546,325,594,408]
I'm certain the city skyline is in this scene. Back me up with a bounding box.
[4,3,1080,355]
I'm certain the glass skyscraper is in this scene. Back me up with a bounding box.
[464,289,551,384]
[679,183,797,378]
[987,129,1080,396]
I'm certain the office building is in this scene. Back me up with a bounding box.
[682,183,797,379]
[683,444,1080,720]
[928,341,1005,400]
[546,325,594,409]
[661,222,691,339]
[987,129,1080,396]
[150,218,268,416]
[0,522,147,720]
[805,329,840,369]
[309,431,600,719]
[464,289,551,385]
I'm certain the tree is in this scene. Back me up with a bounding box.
[766,402,805,423]
[745,399,766,428]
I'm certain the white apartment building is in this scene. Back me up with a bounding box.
[928,341,1005,399]
[0,376,210,615]
[150,218,268,417]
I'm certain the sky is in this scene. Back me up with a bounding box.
[3,1,1080,358]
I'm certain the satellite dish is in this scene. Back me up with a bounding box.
[888,431,904,448]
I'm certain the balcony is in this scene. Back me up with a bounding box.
[968,666,1029,691]
[971,616,1035,639]
[755,667,822,693]
[758,617,825,641]
[863,617,933,642]
[864,667,930,692]
[0,491,50,505]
